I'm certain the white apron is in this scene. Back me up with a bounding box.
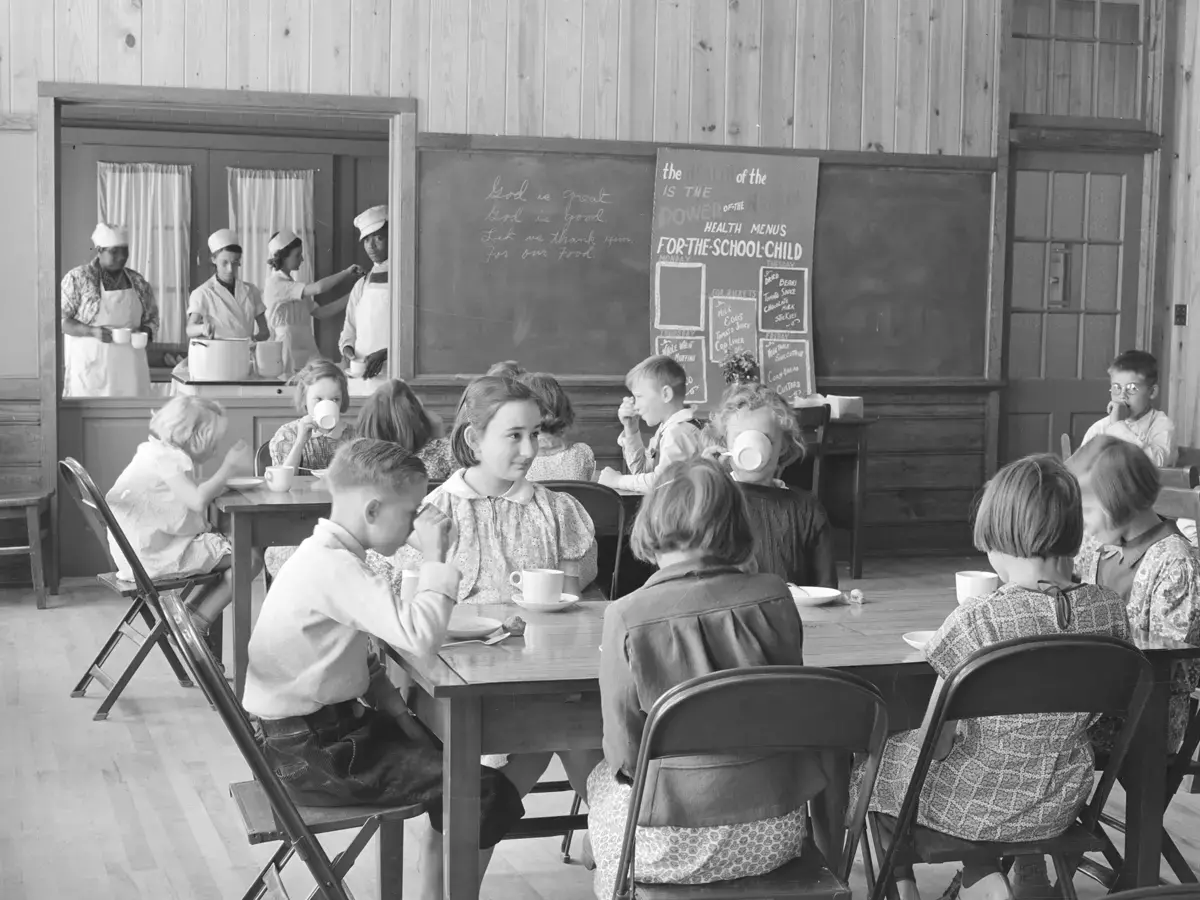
[63,284,151,398]
[355,273,392,390]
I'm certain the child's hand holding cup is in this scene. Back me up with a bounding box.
[412,504,454,563]
[618,396,639,430]
[224,439,253,473]
[1107,399,1130,423]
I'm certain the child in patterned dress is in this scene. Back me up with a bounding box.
[859,455,1130,900]
[354,378,456,481]
[520,372,596,482]
[106,395,261,636]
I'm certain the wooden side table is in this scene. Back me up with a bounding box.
[0,491,58,608]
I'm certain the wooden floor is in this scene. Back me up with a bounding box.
[3,558,1199,899]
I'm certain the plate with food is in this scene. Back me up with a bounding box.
[788,585,844,608]
[226,476,264,490]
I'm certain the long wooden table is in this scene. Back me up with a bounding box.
[390,575,1200,900]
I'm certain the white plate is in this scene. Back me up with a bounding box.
[309,469,328,479]
[788,585,844,608]
[903,631,936,651]
[226,476,264,490]
[446,616,503,641]
[513,592,580,613]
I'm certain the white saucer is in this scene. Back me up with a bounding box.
[446,616,503,641]
[903,631,936,651]
[226,476,264,490]
[788,585,843,608]
[513,592,580,613]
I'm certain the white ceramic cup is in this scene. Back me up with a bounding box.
[110,327,132,344]
[130,331,148,349]
[349,358,367,378]
[955,570,1000,604]
[312,399,340,431]
[400,569,419,603]
[264,465,296,493]
[509,568,565,604]
[730,429,773,473]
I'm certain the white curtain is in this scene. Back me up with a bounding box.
[97,162,193,343]
[227,167,316,290]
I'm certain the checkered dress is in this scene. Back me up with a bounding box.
[860,582,1130,841]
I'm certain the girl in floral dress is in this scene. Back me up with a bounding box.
[520,372,597,482]
[860,455,1130,900]
[354,378,456,481]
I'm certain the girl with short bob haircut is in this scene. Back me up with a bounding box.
[587,457,823,900]
[703,382,837,587]
[520,371,596,482]
[859,454,1130,900]
[354,378,456,481]
[269,359,355,473]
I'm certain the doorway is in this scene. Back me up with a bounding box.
[1001,149,1145,461]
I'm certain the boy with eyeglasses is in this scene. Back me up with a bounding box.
[1079,350,1176,467]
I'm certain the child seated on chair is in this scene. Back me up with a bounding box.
[597,355,702,494]
[588,457,825,900]
[1079,350,1176,466]
[242,439,525,900]
[703,381,837,588]
[519,371,596,482]
[856,454,1130,900]
[105,395,261,637]
[354,378,456,481]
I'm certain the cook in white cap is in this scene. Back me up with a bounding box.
[262,229,364,374]
[186,229,269,341]
[59,222,155,397]
[339,205,392,385]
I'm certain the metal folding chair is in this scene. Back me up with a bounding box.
[542,480,626,600]
[1106,886,1200,900]
[864,635,1154,900]
[158,588,429,900]
[612,667,890,900]
[59,457,221,720]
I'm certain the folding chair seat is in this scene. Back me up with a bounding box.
[1106,886,1200,900]
[158,587,429,900]
[59,457,220,721]
[611,666,890,900]
[863,635,1153,900]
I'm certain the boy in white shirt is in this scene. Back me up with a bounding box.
[598,355,702,494]
[242,438,524,898]
[1080,350,1176,466]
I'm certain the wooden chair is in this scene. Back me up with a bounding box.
[605,667,888,900]
[255,440,272,476]
[795,403,832,494]
[1176,446,1200,468]
[58,457,221,721]
[865,635,1153,900]
[0,490,56,609]
[542,480,625,600]
[1159,466,1200,489]
[1060,433,1073,459]
[157,587,427,900]
[1107,886,1200,900]
[1154,486,1200,522]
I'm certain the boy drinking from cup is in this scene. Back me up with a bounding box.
[1079,350,1176,467]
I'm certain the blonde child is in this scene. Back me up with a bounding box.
[704,382,837,588]
[598,355,701,494]
[520,371,596,482]
[588,457,823,899]
[860,455,1130,900]
[354,378,456,481]
[105,395,260,635]
[242,439,524,900]
[269,359,356,472]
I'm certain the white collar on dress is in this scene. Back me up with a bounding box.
[441,469,535,505]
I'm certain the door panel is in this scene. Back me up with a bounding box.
[1001,150,1143,462]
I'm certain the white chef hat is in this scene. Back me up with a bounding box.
[354,205,388,240]
[268,229,301,255]
[208,228,241,255]
[91,223,129,248]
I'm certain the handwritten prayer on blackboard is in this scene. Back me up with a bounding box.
[649,149,819,408]
[655,335,708,404]
[759,267,809,334]
[760,338,813,400]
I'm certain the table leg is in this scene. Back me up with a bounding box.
[851,431,868,579]
[443,697,483,900]
[230,513,254,699]
[1117,678,1168,890]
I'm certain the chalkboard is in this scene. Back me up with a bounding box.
[416,150,653,376]
[759,267,809,334]
[710,295,757,362]
[654,335,708,404]
[761,338,813,397]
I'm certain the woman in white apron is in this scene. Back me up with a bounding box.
[339,205,393,390]
[60,223,154,398]
[262,229,363,375]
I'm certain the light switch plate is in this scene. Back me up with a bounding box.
[1176,304,1188,326]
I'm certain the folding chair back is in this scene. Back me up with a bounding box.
[614,667,889,899]
[542,481,625,599]
[1155,486,1200,522]
[58,456,118,569]
[158,589,353,900]
[255,441,272,476]
[1106,887,1200,900]
[1061,433,1073,459]
[871,635,1153,900]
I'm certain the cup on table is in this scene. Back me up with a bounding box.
[730,429,773,474]
[509,568,565,604]
[130,331,148,350]
[400,569,419,603]
[312,399,340,431]
[264,465,296,493]
[955,570,1000,604]
[348,358,367,378]
[110,327,132,344]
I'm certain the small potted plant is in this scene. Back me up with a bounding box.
[721,352,760,385]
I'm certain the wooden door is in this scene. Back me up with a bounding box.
[1001,150,1143,461]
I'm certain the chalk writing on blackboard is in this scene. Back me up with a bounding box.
[654,262,706,331]
[759,266,809,334]
[760,338,813,400]
[710,295,758,363]
[655,335,708,405]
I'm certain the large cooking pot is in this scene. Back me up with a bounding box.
[188,337,251,381]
